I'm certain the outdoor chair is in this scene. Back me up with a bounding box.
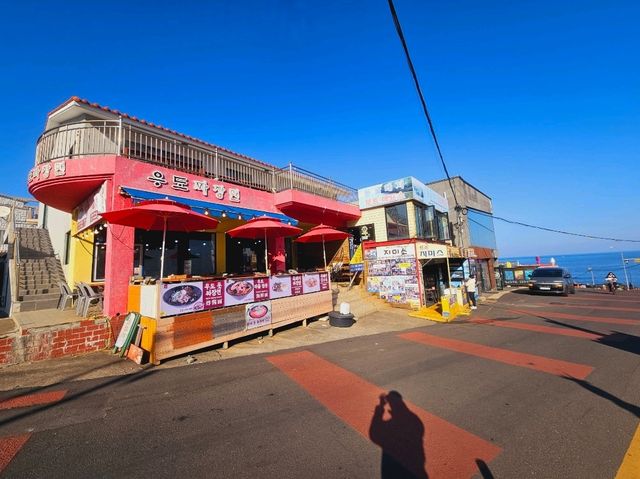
[77,283,104,317]
[57,281,77,310]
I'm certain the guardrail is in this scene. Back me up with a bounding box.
[35,120,357,203]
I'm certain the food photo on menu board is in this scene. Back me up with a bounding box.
[245,301,272,330]
[224,278,255,306]
[302,273,321,293]
[269,276,292,299]
[161,281,204,315]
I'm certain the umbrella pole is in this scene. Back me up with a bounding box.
[322,235,327,270]
[264,229,269,276]
[157,216,168,319]
[160,216,167,282]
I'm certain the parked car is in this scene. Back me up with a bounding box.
[528,267,576,295]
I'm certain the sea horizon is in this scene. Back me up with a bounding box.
[498,250,640,285]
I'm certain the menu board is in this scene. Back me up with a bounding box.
[160,281,205,316]
[319,272,330,291]
[291,275,303,295]
[224,278,255,306]
[302,273,321,294]
[253,277,270,301]
[270,276,293,299]
[203,280,225,308]
[159,273,333,317]
[246,301,272,330]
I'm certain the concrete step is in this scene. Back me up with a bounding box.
[18,291,60,301]
[17,298,61,312]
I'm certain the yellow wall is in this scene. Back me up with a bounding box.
[354,201,424,242]
[68,214,95,287]
[355,207,388,242]
[213,218,245,274]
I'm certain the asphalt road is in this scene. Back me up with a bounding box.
[1,289,640,478]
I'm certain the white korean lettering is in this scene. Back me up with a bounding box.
[229,188,240,203]
[53,161,66,177]
[172,175,189,192]
[147,170,168,188]
[193,180,209,197]
[212,185,226,200]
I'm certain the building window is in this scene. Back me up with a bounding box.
[92,228,107,282]
[64,231,71,265]
[415,204,437,239]
[436,212,450,241]
[385,204,409,240]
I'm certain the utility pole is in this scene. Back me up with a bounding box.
[621,252,630,289]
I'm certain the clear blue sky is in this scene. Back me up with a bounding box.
[1,1,638,256]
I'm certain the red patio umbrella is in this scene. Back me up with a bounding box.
[100,199,219,281]
[226,216,302,274]
[296,224,351,269]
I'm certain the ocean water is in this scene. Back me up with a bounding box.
[499,250,640,286]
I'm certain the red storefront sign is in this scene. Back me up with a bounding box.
[291,275,303,296]
[203,280,225,308]
[254,277,270,301]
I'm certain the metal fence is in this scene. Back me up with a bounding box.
[35,120,357,203]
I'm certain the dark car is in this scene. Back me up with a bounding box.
[528,267,576,295]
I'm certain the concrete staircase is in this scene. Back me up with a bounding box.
[332,283,392,319]
[15,228,65,312]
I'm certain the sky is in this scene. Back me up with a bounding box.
[0,0,638,257]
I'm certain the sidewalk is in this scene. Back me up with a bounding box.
[0,307,434,391]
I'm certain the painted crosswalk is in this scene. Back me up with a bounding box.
[507,308,638,326]
[470,317,604,340]
[399,331,593,379]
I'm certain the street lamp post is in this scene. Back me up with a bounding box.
[587,267,594,287]
[621,252,630,290]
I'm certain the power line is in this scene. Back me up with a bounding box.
[386,1,640,245]
[472,209,640,243]
[386,0,460,210]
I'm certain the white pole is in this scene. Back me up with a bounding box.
[264,229,269,275]
[322,235,327,270]
[157,216,168,319]
[159,216,167,281]
[622,252,630,289]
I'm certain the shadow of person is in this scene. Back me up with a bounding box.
[369,390,428,479]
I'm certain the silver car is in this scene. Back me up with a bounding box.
[528,267,576,295]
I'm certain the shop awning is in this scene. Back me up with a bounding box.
[120,187,298,225]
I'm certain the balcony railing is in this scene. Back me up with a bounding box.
[35,120,357,203]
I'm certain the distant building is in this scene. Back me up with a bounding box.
[427,177,498,292]
[0,193,37,239]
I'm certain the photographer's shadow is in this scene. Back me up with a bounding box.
[369,390,428,479]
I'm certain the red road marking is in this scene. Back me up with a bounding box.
[544,303,640,313]
[0,390,67,410]
[571,294,640,304]
[0,434,31,473]
[470,317,604,340]
[268,350,501,479]
[508,308,638,326]
[400,331,593,379]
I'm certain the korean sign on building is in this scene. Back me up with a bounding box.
[416,242,448,259]
[147,170,240,202]
[357,176,448,212]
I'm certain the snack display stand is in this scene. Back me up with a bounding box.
[128,272,332,364]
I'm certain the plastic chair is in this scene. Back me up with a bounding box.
[75,284,87,315]
[78,283,104,317]
[57,281,77,310]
